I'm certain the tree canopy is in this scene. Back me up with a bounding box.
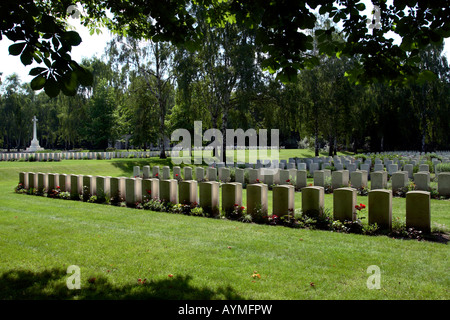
[1,0,450,97]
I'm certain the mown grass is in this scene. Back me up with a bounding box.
[0,159,449,300]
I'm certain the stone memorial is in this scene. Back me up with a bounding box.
[296,170,307,189]
[222,182,243,214]
[272,185,295,217]
[25,116,44,152]
[368,190,392,230]
[301,186,324,217]
[179,180,198,205]
[246,183,268,216]
[184,167,193,180]
[437,172,450,196]
[406,191,431,233]
[199,181,220,216]
[414,172,430,191]
[160,179,178,204]
[333,187,357,222]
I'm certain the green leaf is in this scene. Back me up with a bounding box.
[30,74,46,90]
[32,52,43,64]
[8,42,26,56]
[20,49,33,66]
[44,78,60,97]
[44,58,52,68]
[416,70,437,85]
[62,31,82,46]
[61,71,78,96]
[75,66,93,86]
[29,67,47,76]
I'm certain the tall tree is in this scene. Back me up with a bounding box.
[108,37,175,157]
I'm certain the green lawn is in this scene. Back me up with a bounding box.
[0,159,449,300]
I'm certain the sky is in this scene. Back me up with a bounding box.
[0,2,449,84]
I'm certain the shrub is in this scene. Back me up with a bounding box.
[58,191,71,200]
[297,137,310,149]
[143,199,165,211]
[354,154,368,161]
[229,168,236,182]
[14,183,26,193]
[191,206,205,217]
[248,204,266,223]
[436,163,450,173]
[225,204,245,220]
[356,186,370,196]
[47,187,61,198]
[171,202,193,215]
[324,177,333,194]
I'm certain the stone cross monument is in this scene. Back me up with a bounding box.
[26,116,44,152]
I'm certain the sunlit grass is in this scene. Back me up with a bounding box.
[0,159,449,300]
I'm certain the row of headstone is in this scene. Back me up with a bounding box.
[19,172,439,233]
[0,151,166,161]
[0,152,62,161]
[61,151,161,160]
[130,164,450,195]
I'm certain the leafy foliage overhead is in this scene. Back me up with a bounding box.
[1,0,449,96]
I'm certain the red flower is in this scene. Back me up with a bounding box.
[146,189,152,194]
[56,186,60,189]
[175,174,179,177]
[155,173,159,177]
[168,274,173,278]
[256,179,260,182]
[286,179,290,182]
[241,206,245,210]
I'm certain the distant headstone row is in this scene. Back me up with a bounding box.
[0,152,62,161]
[19,171,438,233]
[0,151,162,161]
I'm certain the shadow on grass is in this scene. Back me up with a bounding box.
[0,268,245,300]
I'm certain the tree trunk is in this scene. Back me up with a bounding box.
[333,136,337,156]
[221,106,228,164]
[314,130,319,157]
[328,135,333,156]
